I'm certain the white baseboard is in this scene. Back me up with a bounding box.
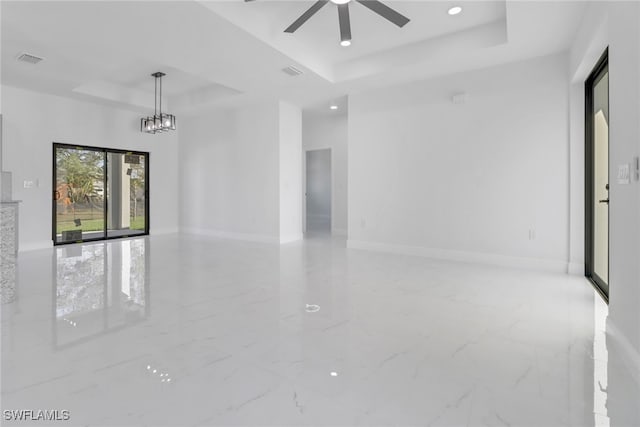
[607,319,640,387]
[332,228,347,237]
[19,241,53,253]
[346,239,568,273]
[567,262,584,276]
[280,233,303,244]
[151,228,179,236]
[181,227,281,245]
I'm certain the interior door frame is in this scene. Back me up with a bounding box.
[52,142,150,246]
[584,48,609,302]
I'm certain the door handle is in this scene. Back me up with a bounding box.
[599,199,609,204]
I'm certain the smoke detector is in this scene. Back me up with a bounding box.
[17,53,44,65]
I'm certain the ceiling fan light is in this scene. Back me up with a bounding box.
[331,0,351,4]
[340,39,351,47]
[448,6,462,15]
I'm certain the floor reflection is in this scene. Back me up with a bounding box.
[593,295,609,426]
[2,234,639,426]
[53,238,149,349]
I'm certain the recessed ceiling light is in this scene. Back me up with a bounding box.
[330,372,339,377]
[448,6,462,15]
[340,40,351,47]
[330,105,339,110]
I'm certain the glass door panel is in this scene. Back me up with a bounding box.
[585,49,609,299]
[106,152,147,238]
[593,71,609,284]
[54,146,106,244]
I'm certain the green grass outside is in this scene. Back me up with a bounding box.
[57,217,145,233]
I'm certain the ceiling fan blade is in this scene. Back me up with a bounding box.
[356,0,410,28]
[284,0,330,33]
[337,4,352,44]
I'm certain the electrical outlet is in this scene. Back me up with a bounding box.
[23,180,34,189]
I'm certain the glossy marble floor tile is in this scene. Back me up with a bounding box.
[1,233,639,426]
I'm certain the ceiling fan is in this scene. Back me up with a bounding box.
[245,0,410,46]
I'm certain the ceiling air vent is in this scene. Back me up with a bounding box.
[17,53,44,65]
[282,66,303,77]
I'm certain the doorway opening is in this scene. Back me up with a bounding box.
[305,148,332,234]
[53,143,149,245]
[585,48,609,301]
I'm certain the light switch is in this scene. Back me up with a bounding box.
[23,179,39,189]
[617,164,630,185]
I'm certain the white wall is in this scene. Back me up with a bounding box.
[306,149,332,222]
[348,54,570,271]
[1,85,179,251]
[302,111,348,235]
[279,101,303,243]
[179,102,280,242]
[569,0,640,383]
[179,100,302,244]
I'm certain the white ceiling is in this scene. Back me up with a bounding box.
[1,1,588,114]
[203,0,507,80]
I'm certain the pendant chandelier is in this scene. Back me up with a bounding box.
[140,72,176,134]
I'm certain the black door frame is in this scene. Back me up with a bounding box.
[52,142,150,246]
[584,48,609,302]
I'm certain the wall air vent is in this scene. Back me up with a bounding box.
[17,53,44,64]
[282,66,303,77]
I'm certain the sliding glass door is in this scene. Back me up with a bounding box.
[53,144,149,245]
